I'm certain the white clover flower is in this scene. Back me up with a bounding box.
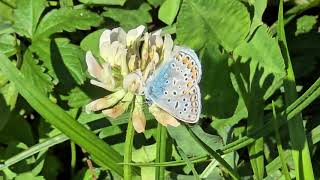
[85,25,180,133]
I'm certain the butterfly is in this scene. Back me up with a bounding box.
[144,47,202,123]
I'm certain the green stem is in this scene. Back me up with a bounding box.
[155,124,167,180]
[277,0,314,179]
[271,101,291,180]
[70,141,76,177]
[124,102,136,180]
[186,126,240,179]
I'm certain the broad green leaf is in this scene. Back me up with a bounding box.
[61,87,90,108]
[158,0,181,25]
[0,1,14,22]
[42,154,62,179]
[51,38,86,85]
[15,173,45,180]
[0,34,15,57]
[0,23,14,35]
[250,0,267,34]
[59,0,74,7]
[147,0,165,7]
[31,38,86,85]
[234,25,286,99]
[0,115,34,146]
[295,15,318,35]
[200,44,242,119]
[21,49,53,95]
[176,0,250,51]
[80,29,105,57]
[0,53,125,176]
[35,8,102,38]
[102,3,152,31]
[167,125,206,156]
[189,126,223,151]
[13,0,46,38]
[132,144,156,163]
[79,0,126,5]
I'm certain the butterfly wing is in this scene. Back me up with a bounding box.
[145,48,201,123]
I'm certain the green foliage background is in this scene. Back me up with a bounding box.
[0,0,320,179]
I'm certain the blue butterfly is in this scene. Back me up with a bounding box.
[144,47,202,123]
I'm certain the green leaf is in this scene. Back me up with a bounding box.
[250,0,267,34]
[132,144,157,163]
[35,8,102,38]
[61,87,90,108]
[0,53,125,176]
[167,125,206,156]
[0,34,16,57]
[52,38,86,85]
[79,0,126,5]
[0,1,14,22]
[80,29,105,57]
[295,15,318,35]
[176,0,250,51]
[147,0,165,7]
[13,0,46,38]
[20,49,53,95]
[234,25,286,99]
[15,173,45,180]
[200,44,243,119]
[102,3,152,31]
[31,38,87,85]
[158,0,181,25]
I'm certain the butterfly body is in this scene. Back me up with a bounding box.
[145,47,202,123]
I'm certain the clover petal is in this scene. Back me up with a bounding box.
[86,51,102,79]
[85,89,126,113]
[149,104,180,127]
[132,95,146,133]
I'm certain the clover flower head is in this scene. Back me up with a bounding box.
[85,25,179,133]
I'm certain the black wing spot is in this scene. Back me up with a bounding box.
[179,111,182,114]
[171,63,176,67]
[184,108,187,112]
[175,102,179,109]
[185,103,188,106]
[165,80,169,84]
[173,91,177,95]
[164,91,168,95]
[167,99,171,102]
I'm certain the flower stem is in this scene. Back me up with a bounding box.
[155,123,167,180]
[124,101,136,180]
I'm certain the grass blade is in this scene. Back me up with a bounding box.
[222,76,320,154]
[186,126,240,179]
[277,0,315,179]
[271,101,291,180]
[176,146,201,180]
[0,53,125,176]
